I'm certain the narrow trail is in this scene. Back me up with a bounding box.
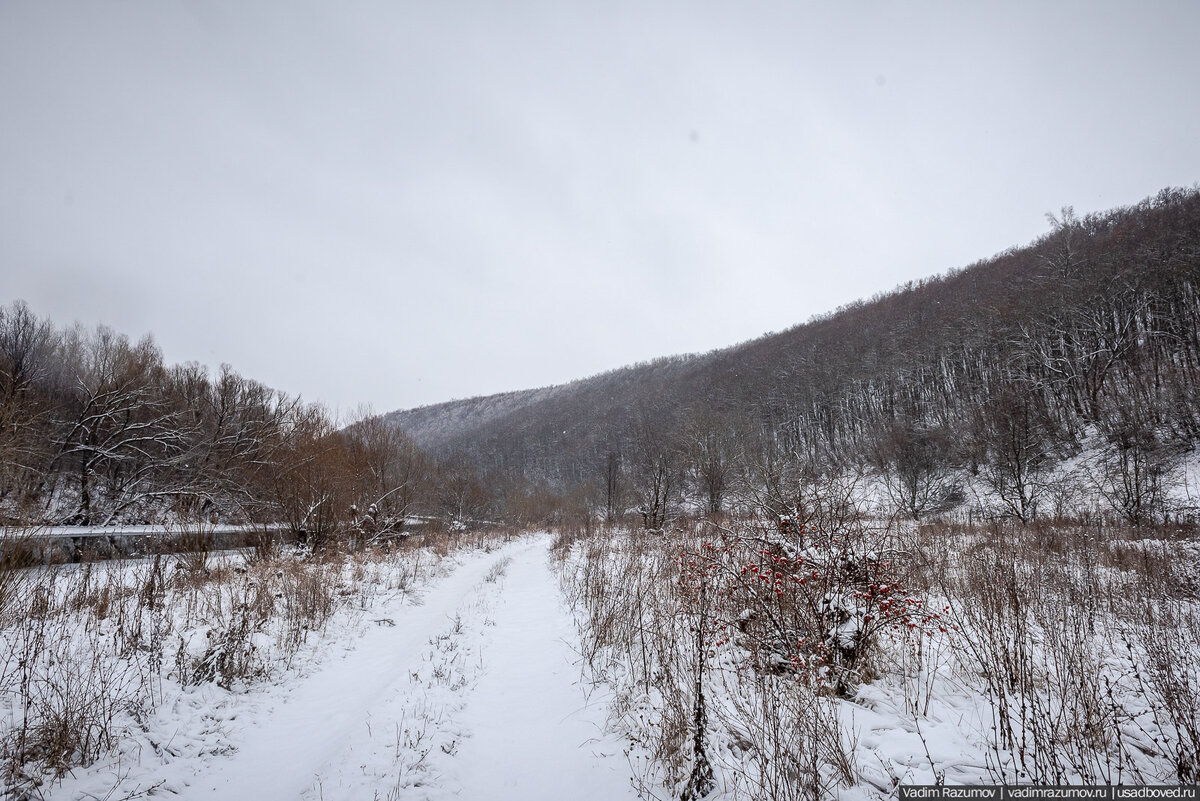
[452,540,633,801]
[168,536,634,801]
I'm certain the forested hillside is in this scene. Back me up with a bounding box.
[388,187,1200,524]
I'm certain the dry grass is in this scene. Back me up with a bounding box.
[558,522,863,800]
[558,513,1200,797]
[0,526,508,796]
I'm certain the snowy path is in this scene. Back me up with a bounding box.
[157,536,634,801]
[452,540,633,801]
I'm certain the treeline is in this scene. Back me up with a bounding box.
[8,188,1197,532]
[0,303,493,538]
[390,187,1200,525]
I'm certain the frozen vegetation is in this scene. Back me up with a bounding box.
[5,511,1196,800]
[0,531,636,800]
[556,512,1200,799]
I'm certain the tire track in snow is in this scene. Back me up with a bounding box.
[296,536,638,801]
[450,538,636,801]
[171,541,534,800]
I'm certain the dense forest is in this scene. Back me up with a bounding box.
[387,187,1200,525]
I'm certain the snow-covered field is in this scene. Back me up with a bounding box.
[5,519,1197,801]
[559,521,1200,799]
[2,535,637,801]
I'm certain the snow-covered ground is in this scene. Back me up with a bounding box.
[42,536,636,801]
[16,520,1194,801]
[562,525,1200,799]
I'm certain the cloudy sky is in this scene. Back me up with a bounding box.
[2,1,1198,415]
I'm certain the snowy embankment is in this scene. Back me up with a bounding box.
[41,535,635,801]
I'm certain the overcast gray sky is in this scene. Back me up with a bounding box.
[2,1,1198,416]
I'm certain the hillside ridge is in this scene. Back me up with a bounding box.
[383,186,1200,525]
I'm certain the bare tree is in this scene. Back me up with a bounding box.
[683,415,737,517]
[266,400,351,547]
[434,455,492,526]
[1095,409,1173,525]
[602,450,622,523]
[630,419,679,530]
[0,301,55,516]
[343,408,428,535]
[873,421,959,520]
[976,387,1053,522]
[48,327,192,524]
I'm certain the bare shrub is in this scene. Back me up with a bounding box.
[715,671,853,801]
[1,567,154,792]
[928,519,1200,784]
[0,527,483,789]
[172,521,215,576]
[1124,601,1200,783]
[483,557,512,584]
[559,519,875,800]
[564,503,1200,796]
[245,523,282,565]
[0,525,42,623]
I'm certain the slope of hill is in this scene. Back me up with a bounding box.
[386,353,710,458]
[385,187,1200,523]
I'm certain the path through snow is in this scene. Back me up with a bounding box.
[144,536,635,801]
[452,541,632,801]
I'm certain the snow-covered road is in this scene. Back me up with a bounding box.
[157,536,634,801]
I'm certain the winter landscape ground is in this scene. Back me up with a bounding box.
[1,532,641,800]
[3,1,1199,797]
[2,515,1198,801]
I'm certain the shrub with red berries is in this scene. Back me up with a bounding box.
[675,517,952,697]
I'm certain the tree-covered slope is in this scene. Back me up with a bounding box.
[385,188,1200,523]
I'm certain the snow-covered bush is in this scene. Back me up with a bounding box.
[563,512,1200,798]
[677,516,949,698]
[560,518,916,800]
